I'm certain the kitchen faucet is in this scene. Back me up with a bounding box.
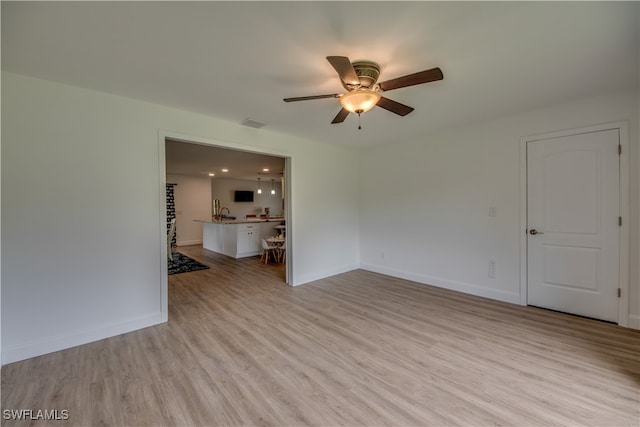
[218,207,230,220]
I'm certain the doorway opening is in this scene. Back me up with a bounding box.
[158,132,293,322]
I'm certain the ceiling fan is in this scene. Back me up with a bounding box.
[283,56,443,128]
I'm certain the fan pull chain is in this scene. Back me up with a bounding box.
[357,112,362,130]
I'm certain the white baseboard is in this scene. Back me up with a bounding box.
[176,239,202,247]
[293,264,359,287]
[360,263,521,305]
[627,314,640,330]
[1,313,163,365]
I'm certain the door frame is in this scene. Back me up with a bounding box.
[157,130,294,323]
[519,122,630,326]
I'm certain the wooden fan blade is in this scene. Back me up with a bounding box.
[326,56,359,86]
[283,94,340,102]
[331,108,350,124]
[378,67,443,92]
[376,96,414,116]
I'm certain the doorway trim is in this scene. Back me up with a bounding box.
[519,121,630,326]
[157,130,294,323]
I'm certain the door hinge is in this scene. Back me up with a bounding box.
[619,216,622,227]
[618,144,622,155]
[618,288,621,298]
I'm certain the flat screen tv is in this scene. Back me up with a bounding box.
[234,190,254,202]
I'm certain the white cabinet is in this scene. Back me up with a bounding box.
[222,223,236,256]
[200,220,279,259]
[236,223,260,257]
[202,222,225,253]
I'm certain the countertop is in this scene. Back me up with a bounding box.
[194,217,285,225]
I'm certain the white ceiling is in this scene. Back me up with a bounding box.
[165,138,285,180]
[3,2,638,152]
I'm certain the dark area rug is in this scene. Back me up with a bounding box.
[168,251,209,275]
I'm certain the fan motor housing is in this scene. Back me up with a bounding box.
[341,60,381,90]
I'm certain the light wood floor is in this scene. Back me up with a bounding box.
[2,245,639,426]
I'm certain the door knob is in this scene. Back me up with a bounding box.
[529,229,544,235]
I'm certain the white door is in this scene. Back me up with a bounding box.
[527,129,619,322]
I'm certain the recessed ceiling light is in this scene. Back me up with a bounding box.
[263,168,269,172]
[208,173,215,177]
[221,169,229,172]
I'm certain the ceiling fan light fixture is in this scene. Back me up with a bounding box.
[339,88,381,114]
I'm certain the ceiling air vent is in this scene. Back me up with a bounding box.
[241,118,267,129]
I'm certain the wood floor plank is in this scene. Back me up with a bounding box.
[2,245,639,426]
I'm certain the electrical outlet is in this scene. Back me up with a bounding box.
[488,259,496,278]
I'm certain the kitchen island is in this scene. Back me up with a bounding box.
[194,218,284,259]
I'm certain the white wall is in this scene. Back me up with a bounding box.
[166,174,211,246]
[1,72,361,364]
[360,89,639,327]
[211,177,284,220]
[4,71,636,366]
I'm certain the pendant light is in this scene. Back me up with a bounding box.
[270,179,276,195]
[257,177,262,194]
